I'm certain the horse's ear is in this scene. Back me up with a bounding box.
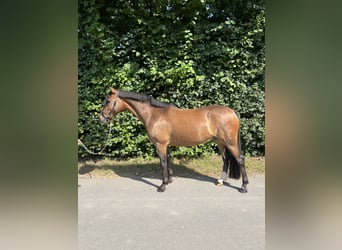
[109,87,117,94]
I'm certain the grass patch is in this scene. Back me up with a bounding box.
[78,155,264,179]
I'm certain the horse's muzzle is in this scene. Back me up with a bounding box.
[99,112,110,124]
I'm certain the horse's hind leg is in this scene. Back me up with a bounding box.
[167,148,173,184]
[216,143,229,186]
[226,144,249,193]
[156,143,169,192]
[238,154,248,193]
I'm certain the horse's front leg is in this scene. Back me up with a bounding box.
[167,148,173,184]
[156,144,169,192]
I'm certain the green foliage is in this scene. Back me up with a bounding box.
[78,0,265,158]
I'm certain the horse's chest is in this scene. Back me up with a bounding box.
[146,122,171,144]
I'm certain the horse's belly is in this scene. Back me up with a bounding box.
[170,139,210,147]
[169,129,212,147]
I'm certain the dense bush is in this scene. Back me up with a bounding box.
[78,0,265,158]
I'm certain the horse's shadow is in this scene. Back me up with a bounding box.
[78,160,241,191]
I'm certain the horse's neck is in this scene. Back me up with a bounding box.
[123,99,152,126]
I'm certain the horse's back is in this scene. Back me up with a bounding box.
[155,105,238,146]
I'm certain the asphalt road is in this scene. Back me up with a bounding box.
[78,174,264,250]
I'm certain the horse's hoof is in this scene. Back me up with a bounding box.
[239,187,248,193]
[216,179,223,186]
[157,185,166,192]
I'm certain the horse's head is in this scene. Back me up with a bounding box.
[99,87,125,123]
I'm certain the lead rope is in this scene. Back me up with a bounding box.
[78,122,113,155]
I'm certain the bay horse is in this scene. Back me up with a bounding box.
[99,88,248,193]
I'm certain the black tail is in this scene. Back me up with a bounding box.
[226,117,242,179]
[226,146,241,179]
[234,110,242,155]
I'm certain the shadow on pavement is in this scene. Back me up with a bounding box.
[78,160,241,191]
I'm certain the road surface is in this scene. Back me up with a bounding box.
[78,174,264,250]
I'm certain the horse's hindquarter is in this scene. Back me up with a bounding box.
[158,106,235,147]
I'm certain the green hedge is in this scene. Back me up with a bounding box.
[78,0,265,158]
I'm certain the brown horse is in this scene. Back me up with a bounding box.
[99,88,248,193]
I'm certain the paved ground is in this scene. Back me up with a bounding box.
[78,174,264,250]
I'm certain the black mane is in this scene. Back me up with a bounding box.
[117,90,175,108]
